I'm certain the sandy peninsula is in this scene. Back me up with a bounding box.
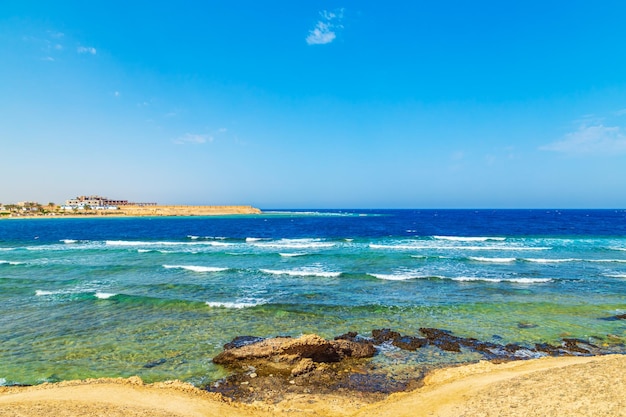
[115,205,262,216]
[1,354,624,417]
[0,205,262,219]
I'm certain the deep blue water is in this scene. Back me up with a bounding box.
[1,209,625,386]
[3,210,626,243]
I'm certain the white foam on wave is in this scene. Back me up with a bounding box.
[0,378,6,386]
[37,288,119,299]
[263,210,355,217]
[138,249,174,254]
[0,260,24,266]
[36,288,83,297]
[605,274,626,278]
[370,272,433,281]
[108,240,166,246]
[410,255,450,260]
[60,239,78,244]
[370,244,430,250]
[370,244,550,251]
[95,292,116,299]
[524,258,579,263]
[469,256,517,263]
[488,347,545,359]
[163,265,229,273]
[35,290,58,296]
[25,245,66,252]
[434,236,506,242]
[609,247,626,252]
[252,239,335,250]
[467,245,551,251]
[450,277,552,284]
[588,259,626,264]
[107,240,232,247]
[260,268,341,278]
[187,235,228,241]
[279,252,308,257]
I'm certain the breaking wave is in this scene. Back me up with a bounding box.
[163,265,229,273]
[260,268,341,278]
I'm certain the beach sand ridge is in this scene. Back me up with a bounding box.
[2,355,625,416]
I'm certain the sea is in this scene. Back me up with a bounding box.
[1,209,626,387]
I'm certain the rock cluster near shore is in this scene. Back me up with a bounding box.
[208,328,624,403]
[213,334,376,371]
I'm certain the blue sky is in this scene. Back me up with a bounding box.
[2,1,626,208]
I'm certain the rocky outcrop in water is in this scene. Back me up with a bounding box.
[209,334,395,403]
[208,328,623,403]
[600,313,626,321]
[213,334,376,376]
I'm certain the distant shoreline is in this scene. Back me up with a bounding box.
[0,205,262,219]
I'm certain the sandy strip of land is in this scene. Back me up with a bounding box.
[1,355,625,417]
[0,205,262,219]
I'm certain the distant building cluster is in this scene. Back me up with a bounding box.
[1,196,159,217]
[62,195,157,210]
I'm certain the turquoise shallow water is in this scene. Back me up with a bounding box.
[1,210,625,386]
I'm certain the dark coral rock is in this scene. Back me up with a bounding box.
[393,335,428,351]
[223,335,266,350]
[562,338,596,355]
[419,328,462,352]
[535,343,560,356]
[335,331,359,341]
[280,337,343,362]
[504,343,525,353]
[143,358,166,368]
[372,328,402,344]
[600,313,626,321]
[518,322,539,329]
[333,338,377,359]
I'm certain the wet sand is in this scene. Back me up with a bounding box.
[2,355,625,417]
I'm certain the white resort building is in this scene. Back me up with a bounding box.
[62,196,157,210]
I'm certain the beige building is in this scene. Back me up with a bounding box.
[64,196,125,208]
[63,195,156,209]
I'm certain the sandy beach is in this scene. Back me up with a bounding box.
[2,355,625,417]
[0,205,262,219]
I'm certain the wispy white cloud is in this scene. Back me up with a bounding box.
[306,9,344,45]
[173,133,213,145]
[22,32,65,61]
[541,124,626,155]
[47,30,65,39]
[77,46,97,55]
